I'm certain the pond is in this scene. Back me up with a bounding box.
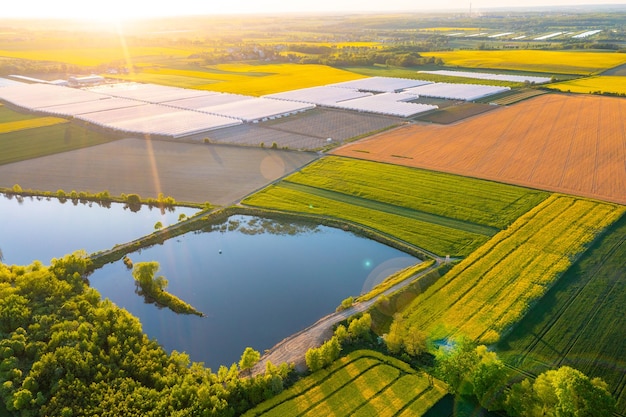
[0,193,199,265]
[88,215,420,369]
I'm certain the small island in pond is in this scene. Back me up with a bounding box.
[132,261,204,317]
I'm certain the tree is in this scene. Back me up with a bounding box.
[505,366,615,417]
[348,313,372,340]
[435,337,479,395]
[239,347,261,376]
[471,345,508,410]
[403,325,427,356]
[305,348,321,372]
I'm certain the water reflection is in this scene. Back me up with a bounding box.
[88,215,419,369]
[0,193,198,265]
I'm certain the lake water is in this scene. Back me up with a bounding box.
[0,193,199,265]
[88,215,419,369]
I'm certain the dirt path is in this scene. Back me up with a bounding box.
[251,260,442,375]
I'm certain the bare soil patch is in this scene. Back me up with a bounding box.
[414,102,496,124]
[0,138,318,205]
[263,108,402,142]
[333,94,626,205]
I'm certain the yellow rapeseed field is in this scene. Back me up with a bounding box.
[205,63,365,95]
[397,195,625,345]
[0,46,198,66]
[422,50,626,75]
[546,75,626,95]
[118,63,364,96]
[0,117,67,134]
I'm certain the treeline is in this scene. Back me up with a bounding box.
[2,184,206,212]
[0,252,292,416]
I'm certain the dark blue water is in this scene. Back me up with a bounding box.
[0,193,198,265]
[88,215,419,369]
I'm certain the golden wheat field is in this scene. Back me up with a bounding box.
[333,94,626,205]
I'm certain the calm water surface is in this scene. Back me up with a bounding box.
[88,215,419,369]
[0,193,198,265]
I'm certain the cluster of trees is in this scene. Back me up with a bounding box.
[434,338,616,416]
[384,314,427,358]
[305,313,372,372]
[298,49,443,67]
[0,253,292,416]
[132,261,204,317]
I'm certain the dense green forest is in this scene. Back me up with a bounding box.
[0,253,291,416]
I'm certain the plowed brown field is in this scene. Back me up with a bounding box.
[333,94,626,205]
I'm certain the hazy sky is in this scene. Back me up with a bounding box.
[4,0,625,19]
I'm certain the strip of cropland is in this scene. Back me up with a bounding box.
[0,123,117,166]
[393,195,624,345]
[333,94,626,205]
[242,156,548,257]
[243,350,447,417]
[0,138,318,206]
[497,212,626,413]
[112,64,364,96]
[421,50,626,75]
[546,75,626,95]
[0,117,67,134]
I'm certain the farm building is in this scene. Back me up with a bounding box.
[264,86,372,106]
[332,93,437,117]
[0,83,109,110]
[87,82,213,104]
[403,83,510,101]
[419,70,551,84]
[75,104,242,138]
[0,77,23,88]
[328,76,432,93]
[69,75,105,85]
[41,97,145,118]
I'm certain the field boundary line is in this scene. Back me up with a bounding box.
[281,181,498,236]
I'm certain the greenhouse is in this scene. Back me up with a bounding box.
[403,82,510,101]
[264,86,372,106]
[328,76,432,93]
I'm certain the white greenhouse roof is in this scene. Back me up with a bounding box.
[328,76,432,93]
[572,30,602,38]
[86,82,213,103]
[41,97,144,117]
[333,93,437,117]
[76,104,242,138]
[264,86,372,106]
[165,93,252,111]
[0,78,23,88]
[418,70,551,84]
[199,97,315,122]
[0,83,107,110]
[403,83,510,101]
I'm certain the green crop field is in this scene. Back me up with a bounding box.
[394,195,625,345]
[243,156,548,257]
[0,105,40,123]
[243,350,446,417]
[421,50,626,75]
[546,75,626,95]
[497,212,626,413]
[0,123,118,166]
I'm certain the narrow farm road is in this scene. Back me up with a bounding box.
[251,260,442,376]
